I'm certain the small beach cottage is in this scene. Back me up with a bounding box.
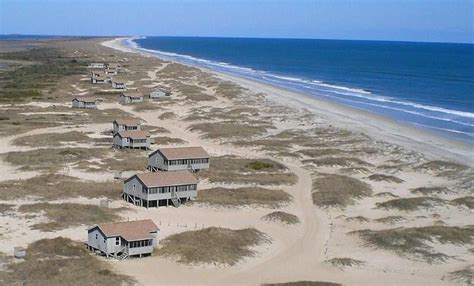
[72,97,98,109]
[113,118,142,134]
[87,219,159,259]
[113,131,151,149]
[88,62,106,69]
[112,80,127,89]
[149,88,171,99]
[105,68,118,75]
[122,170,198,207]
[107,62,122,70]
[147,147,210,172]
[119,92,144,104]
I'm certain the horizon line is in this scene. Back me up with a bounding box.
[1,33,473,45]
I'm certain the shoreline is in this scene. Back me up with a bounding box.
[102,37,473,166]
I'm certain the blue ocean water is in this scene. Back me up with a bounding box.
[131,37,474,143]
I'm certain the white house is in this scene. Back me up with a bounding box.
[112,81,126,89]
[105,68,118,75]
[149,88,171,99]
[72,97,98,109]
[88,62,106,69]
[122,170,198,207]
[147,147,210,172]
[119,92,144,104]
[87,219,159,259]
[113,118,141,134]
[107,63,121,70]
[113,131,150,149]
[91,75,108,84]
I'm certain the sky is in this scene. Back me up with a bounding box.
[1,0,473,43]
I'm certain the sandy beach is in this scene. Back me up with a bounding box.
[0,37,472,286]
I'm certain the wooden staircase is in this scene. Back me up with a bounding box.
[170,190,181,207]
[117,246,129,260]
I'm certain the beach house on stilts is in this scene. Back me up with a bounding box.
[147,147,210,172]
[87,219,159,259]
[122,170,198,207]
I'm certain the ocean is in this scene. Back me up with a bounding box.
[131,37,474,144]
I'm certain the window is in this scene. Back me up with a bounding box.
[95,234,98,239]
[133,184,136,192]
[104,239,106,243]
[115,237,120,245]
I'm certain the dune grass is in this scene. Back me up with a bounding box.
[448,265,474,285]
[155,227,268,266]
[197,156,297,185]
[12,131,90,147]
[189,121,269,139]
[303,157,372,167]
[152,136,187,145]
[411,186,452,195]
[353,226,474,263]
[376,197,446,211]
[262,282,341,286]
[345,216,370,223]
[197,187,292,208]
[311,174,372,208]
[374,216,407,224]
[18,203,122,231]
[298,148,345,158]
[262,211,300,225]
[0,203,14,215]
[0,174,121,200]
[0,237,134,285]
[325,257,366,268]
[158,111,177,120]
[451,196,474,210]
[367,174,404,183]
[417,160,469,176]
[3,147,109,171]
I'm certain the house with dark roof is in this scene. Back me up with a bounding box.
[87,219,159,259]
[147,147,210,172]
[113,118,141,134]
[113,130,150,149]
[119,92,144,104]
[71,96,98,109]
[122,170,198,207]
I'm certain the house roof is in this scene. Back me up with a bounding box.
[122,92,143,98]
[116,130,150,139]
[73,96,97,103]
[114,118,141,126]
[93,219,158,241]
[151,147,209,160]
[131,170,198,188]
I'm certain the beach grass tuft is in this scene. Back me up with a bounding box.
[261,211,300,225]
[196,187,292,208]
[155,227,269,266]
[311,174,372,208]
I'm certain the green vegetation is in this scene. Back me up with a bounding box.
[18,203,122,231]
[12,131,90,147]
[417,160,469,176]
[303,157,372,167]
[156,227,268,265]
[189,121,269,139]
[0,47,85,102]
[0,174,121,200]
[410,186,451,195]
[261,211,300,225]
[353,226,474,263]
[376,197,446,211]
[0,204,14,215]
[325,257,366,268]
[0,237,133,285]
[152,136,187,145]
[374,216,407,224]
[367,174,404,183]
[345,216,370,223]
[262,282,341,286]
[3,147,109,171]
[451,196,474,210]
[197,187,292,208]
[311,174,372,208]
[448,265,474,285]
[198,156,297,185]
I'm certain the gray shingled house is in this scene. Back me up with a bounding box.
[147,147,210,172]
[122,170,198,207]
[87,219,159,259]
[72,97,97,109]
[113,130,150,149]
[113,118,142,134]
